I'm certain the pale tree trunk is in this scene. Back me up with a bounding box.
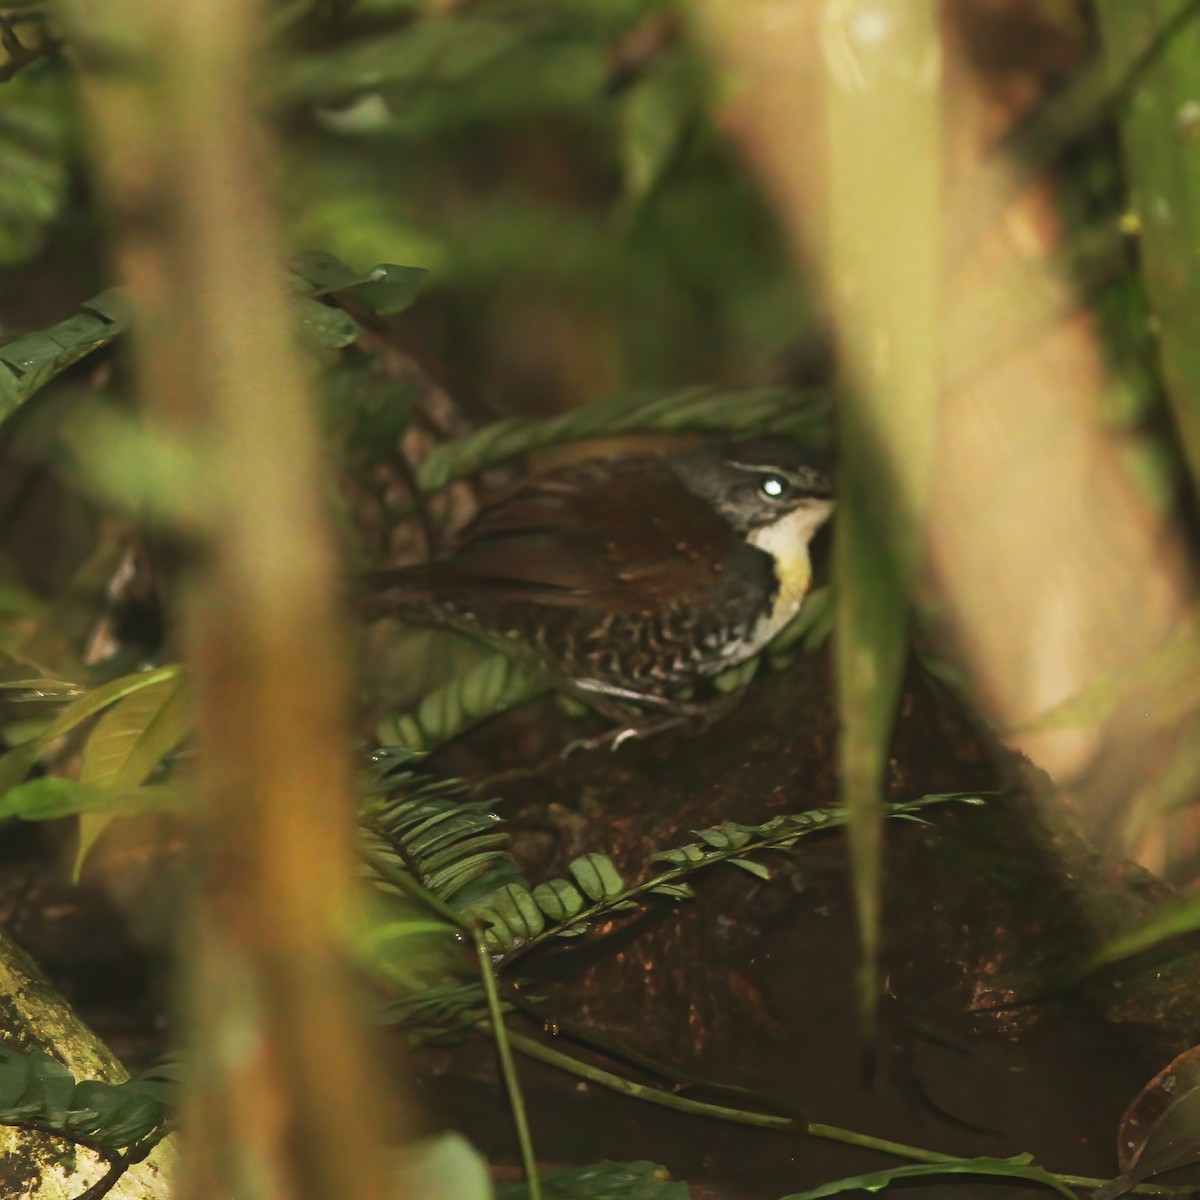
[61,3,404,1198]
[0,931,174,1198]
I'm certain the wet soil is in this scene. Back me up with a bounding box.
[3,647,1199,1198]
[422,649,1200,1198]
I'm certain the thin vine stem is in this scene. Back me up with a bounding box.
[501,1029,1192,1198]
[499,796,975,968]
[475,935,541,1200]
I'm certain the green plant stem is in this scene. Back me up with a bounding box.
[502,1030,1188,1197]
[498,796,975,969]
[510,994,806,1120]
[361,840,474,931]
[476,937,541,1200]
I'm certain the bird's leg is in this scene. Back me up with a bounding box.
[559,677,744,756]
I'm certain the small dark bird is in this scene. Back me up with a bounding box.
[364,440,834,709]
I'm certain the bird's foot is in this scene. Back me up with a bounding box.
[559,686,746,757]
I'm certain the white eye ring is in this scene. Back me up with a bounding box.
[759,474,788,499]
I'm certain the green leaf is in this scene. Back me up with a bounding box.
[1082,890,1200,974]
[297,296,361,348]
[76,671,192,876]
[695,823,751,851]
[530,878,585,921]
[647,882,694,900]
[348,265,428,315]
[729,858,772,881]
[79,673,191,790]
[281,18,525,105]
[0,1048,32,1109]
[23,1052,74,1129]
[498,1158,687,1200]
[833,477,907,1029]
[485,884,547,940]
[0,666,182,796]
[0,72,74,268]
[618,56,691,214]
[393,1133,494,1200]
[0,778,183,821]
[1095,1,1200,488]
[779,1155,1076,1198]
[568,853,624,901]
[292,251,428,315]
[0,289,127,426]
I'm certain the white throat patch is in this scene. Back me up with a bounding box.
[706,498,834,670]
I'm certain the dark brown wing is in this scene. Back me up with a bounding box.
[367,455,740,613]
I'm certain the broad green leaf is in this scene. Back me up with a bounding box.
[79,673,191,790]
[24,1052,75,1128]
[350,264,428,315]
[76,671,192,875]
[297,296,361,348]
[779,1154,1075,1199]
[0,665,182,796]
[0,1047,31,1110]
[0,289,127,426]
[292,251,428,315]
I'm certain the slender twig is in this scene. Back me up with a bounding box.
[501,1030,1192,1197]
[474,935,541,1200]
[0,12,61,83]
[509,993,806,1121]
[74,1125,171,1200]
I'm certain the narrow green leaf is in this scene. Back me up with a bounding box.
[779,1154,1075,1199]
[1095,1,1200,486]
[649,844,705,866]
[1083,890,1200,974]
[618,56,691,213]
[729,858,772,881]
[647,882,694,900]
[833,479,907,1030]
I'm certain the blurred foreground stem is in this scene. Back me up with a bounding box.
[65,3,397,1198]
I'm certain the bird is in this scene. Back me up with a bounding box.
[362,439,835,720]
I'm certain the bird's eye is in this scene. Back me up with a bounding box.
[758,474,790,500]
